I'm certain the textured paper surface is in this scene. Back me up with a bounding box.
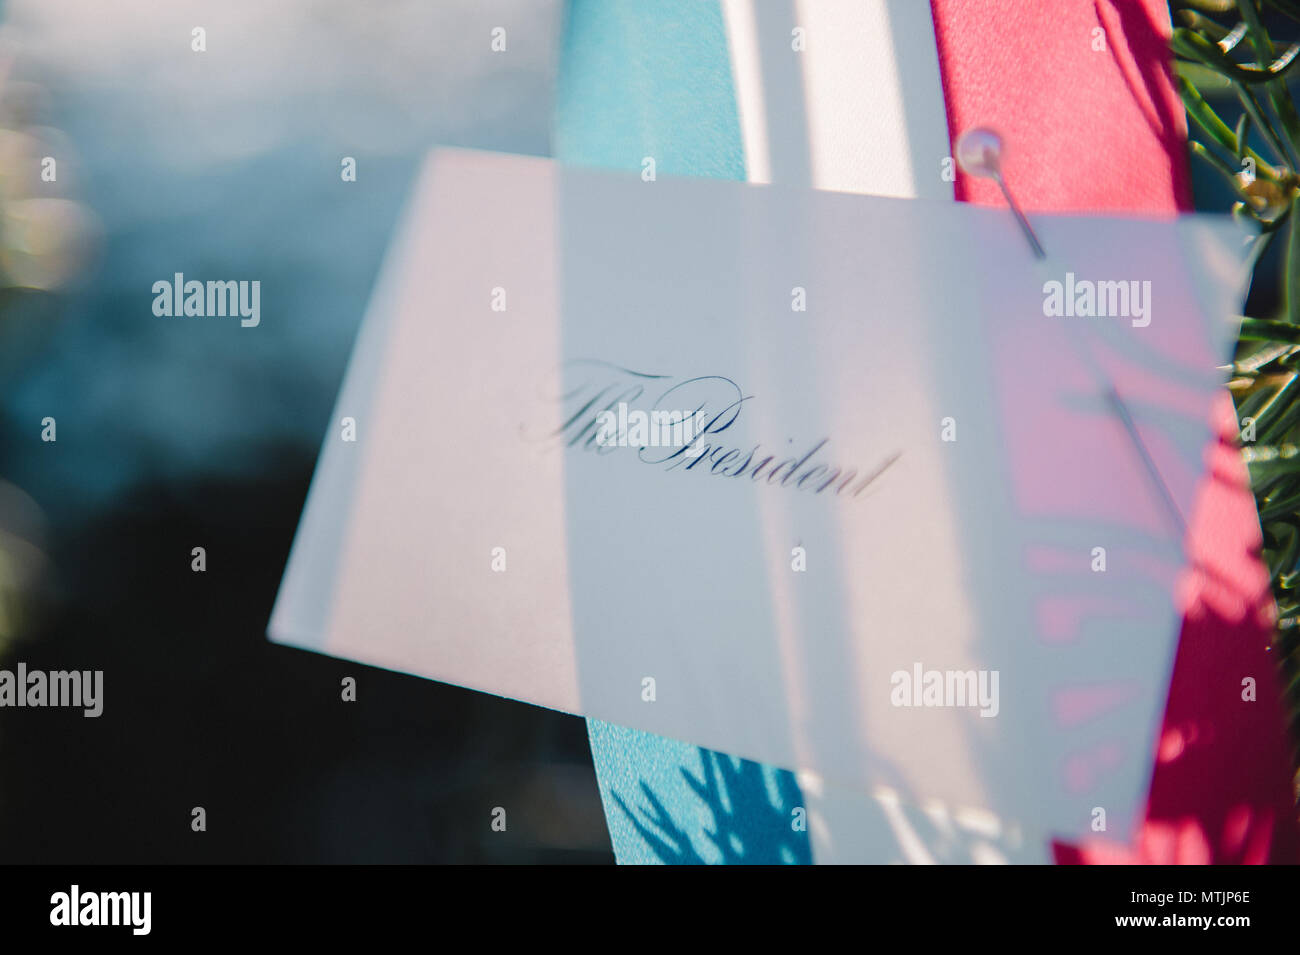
[271,148,1246,841]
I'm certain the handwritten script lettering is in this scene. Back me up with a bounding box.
[549,360,901,500]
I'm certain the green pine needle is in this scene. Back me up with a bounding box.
[1173,0,1300,786]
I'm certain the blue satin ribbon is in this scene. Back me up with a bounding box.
[555,0,811,865]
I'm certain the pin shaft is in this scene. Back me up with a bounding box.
[993,174,1045,260]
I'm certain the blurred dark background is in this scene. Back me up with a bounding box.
[0,0,613,863]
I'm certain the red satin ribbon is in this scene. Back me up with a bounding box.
[930,0,1298,863]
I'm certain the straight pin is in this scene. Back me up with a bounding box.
[956,127,1045,259]
[954,125,1186,545]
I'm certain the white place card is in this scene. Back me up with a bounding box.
[271,148,1246,842]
